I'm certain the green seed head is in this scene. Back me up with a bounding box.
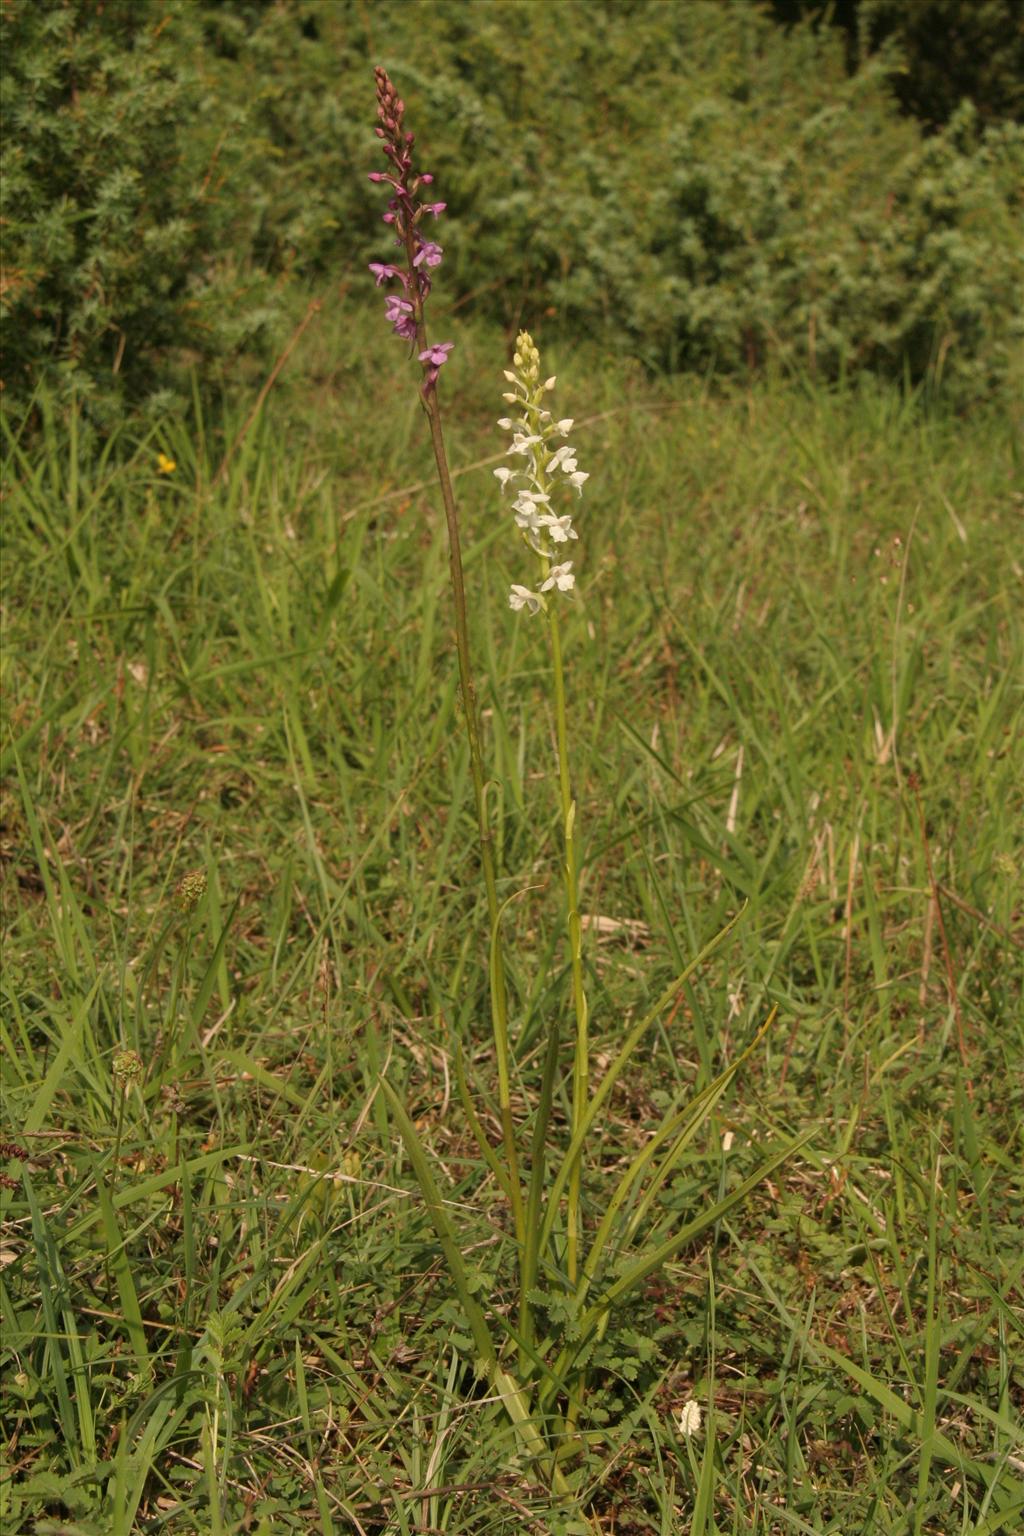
[113,1049,142,1087]
[174,869,207,913]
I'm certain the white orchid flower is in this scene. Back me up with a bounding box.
[540,561,575,593]
[508,585,542,614]
[538,513,577,544]
[496,331,586,611]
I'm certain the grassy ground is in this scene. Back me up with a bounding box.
[2,305,1022,1534]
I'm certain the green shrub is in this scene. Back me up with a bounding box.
[2,0,1021,414]
[769,0,1024,131]
[645,93,1023,394]
[0,0,282,419]
[859,0,1024,130]
[358,0,1023,396]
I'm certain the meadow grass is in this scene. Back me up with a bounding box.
[1,307,1022,1533]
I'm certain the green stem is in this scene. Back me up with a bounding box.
[546,598,588,1443]
[520,1018,561,1355]
[113,1087,127,1172]
[166,928,193,1172]
[546,601,588,1288]
[403,223,524,1250]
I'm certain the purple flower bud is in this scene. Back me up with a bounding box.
[421,202,446,217]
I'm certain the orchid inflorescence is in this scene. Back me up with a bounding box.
[368,67,452,392]
[495,331,589,616]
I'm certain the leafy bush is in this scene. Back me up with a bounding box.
[2,0,1021,413]
[0,0,281,418]
[358,0,1023,396]
[643,93,1023,393]
[769,0,1024,131]
[859,0,1024,130]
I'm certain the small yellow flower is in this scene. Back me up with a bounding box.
[156,452,177,475]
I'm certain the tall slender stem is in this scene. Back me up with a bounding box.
[547,602,588,1288]
[402,220,524,1245]
[421,390,524,1245]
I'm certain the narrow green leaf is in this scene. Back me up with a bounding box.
[190,894,241,1031]
[94,1167,151,1372]
[521,1020,562,1347]
[692,1264,717,1536]
[816,1342,1024,1507]
[22,977,102,1135]
[562,1131,813,1382]
[453,1039,514,1200]
[379,1077,564,1484]
[216,1048,310,1111]
[577,1010,777,1309]
[379,1078,499,1368]
[538,906,747,1257]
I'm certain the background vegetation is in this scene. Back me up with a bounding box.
[2,1,1022,1532]
[2,0,1022,415]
